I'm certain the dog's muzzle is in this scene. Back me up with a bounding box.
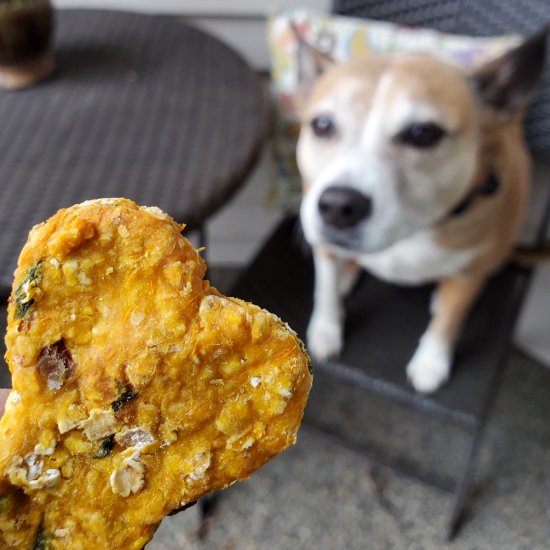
[318,186,372,229]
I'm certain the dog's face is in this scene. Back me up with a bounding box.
[298,54,482,253]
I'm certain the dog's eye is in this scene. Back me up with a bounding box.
[398,123,446,148]
[311,116,336,139]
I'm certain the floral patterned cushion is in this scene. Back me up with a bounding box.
[267,6,519,209]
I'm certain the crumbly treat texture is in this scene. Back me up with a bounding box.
[0,199,312,549]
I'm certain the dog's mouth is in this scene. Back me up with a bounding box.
[319,226,363,251]
[318,221,409,254]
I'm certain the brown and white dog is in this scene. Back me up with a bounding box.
[296,27,548,394]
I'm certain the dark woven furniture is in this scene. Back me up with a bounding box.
[232,0,550,540]
[232,218,536,539]
[0,9,266,293]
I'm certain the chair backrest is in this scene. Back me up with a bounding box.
[333,0,550,159]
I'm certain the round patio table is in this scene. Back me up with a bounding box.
[0,9,267,292]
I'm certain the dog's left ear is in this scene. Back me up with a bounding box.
[471,24,549,117]
[291,22,335,106]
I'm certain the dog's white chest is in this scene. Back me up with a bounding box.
[357,230,476,285]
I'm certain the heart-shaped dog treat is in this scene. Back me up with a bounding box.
[0,199,312,549]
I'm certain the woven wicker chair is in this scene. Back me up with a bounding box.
[232,0,550,539]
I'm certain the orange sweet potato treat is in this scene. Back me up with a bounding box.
[0,199,312,549]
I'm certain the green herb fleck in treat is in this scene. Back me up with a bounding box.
[14,262,42,320]
[93,434,116,458]
[15,300,33,320]
[31,521,51,550]
[0,494,10,514]
[111,384,138,413]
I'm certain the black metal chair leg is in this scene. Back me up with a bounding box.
[446,282,527,540]
[446,421,484,540]
[197,492,220,540]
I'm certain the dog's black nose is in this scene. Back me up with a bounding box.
[318,186,372,229]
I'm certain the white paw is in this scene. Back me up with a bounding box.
[307,316,343,362]
[406,332,451,394]
[407,355,450,394]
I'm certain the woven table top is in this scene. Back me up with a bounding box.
[0,9,267,292]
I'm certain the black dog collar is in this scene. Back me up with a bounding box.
[447,171,501,218]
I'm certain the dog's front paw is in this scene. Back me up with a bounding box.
[307,316,342,362]
[406,332,451,394]
[407,355,450,394]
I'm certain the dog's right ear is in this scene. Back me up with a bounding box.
[471,24,549,118]
[291,22,335,106]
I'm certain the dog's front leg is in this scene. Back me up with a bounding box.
[307,246,348,361]
[407,275,485,394]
